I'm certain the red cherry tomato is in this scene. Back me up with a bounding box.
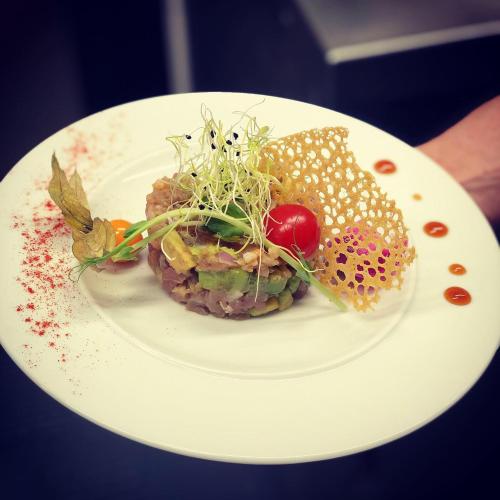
[110,219,143,247]
[265,204,320,259]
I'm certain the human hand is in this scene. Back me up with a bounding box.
[418,96,500,225]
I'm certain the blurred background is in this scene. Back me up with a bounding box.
[1,0,499,499]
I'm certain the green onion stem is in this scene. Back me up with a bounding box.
[85,208,346,312]
[272,246,347,312]
[128,221,202,252]
[86,208,250,265]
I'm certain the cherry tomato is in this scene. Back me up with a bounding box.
[110,219,143,247]
[265,204,320,258]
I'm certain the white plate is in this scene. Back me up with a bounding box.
[1,93,499,464]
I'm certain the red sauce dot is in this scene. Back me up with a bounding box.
[374,159,397,174]
[444,286,471,306]
[449,263,466,275]
[424,221,448,237]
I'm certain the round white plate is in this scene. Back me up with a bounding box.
[1,93,498,464]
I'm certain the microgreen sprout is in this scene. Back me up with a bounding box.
[166,105,277,249]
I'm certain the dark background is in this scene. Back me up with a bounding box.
[1,1,499,498]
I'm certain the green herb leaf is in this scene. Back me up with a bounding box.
[204,203,248,238]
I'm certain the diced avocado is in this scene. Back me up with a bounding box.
[246,273,288,296]
[190,244,236,258]
[161,229,196,274]
[265,273,288,295]
[278,288,294,311]
[287,275,301,294]
[198,269,250,293]
[249,297,279,317]
[247,274,269,296]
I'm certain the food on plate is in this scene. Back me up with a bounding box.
[145,177,309,318]
[48,108,415,317]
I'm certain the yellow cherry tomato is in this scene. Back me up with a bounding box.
[110,219,143,247]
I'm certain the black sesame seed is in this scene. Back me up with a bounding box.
[185,134,192,140]
[233,132,238,140]
[211,143,216,150]
[198,203,205,209]
[236,151,240,157]
[210,130,215,138]
[226,140,232,145]
[191,172,197,177]
[222,146,227,153]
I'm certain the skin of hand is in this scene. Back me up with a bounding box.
[418,95,500,225]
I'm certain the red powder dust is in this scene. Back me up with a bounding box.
[12,199,75,359]
[13,115,127,375]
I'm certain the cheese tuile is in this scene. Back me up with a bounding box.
[261,127,415,311]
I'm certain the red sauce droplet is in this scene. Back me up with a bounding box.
[449,263,466,275]
[424,221,448,237]
[412,193,422,201]
[374,159,397,174]
[444,286,471,306]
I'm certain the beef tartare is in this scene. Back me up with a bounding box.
[146,176,308,318]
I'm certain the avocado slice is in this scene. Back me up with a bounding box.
[278,288,294,311]
[247,274,269,296]
[190,244,236,258]
[287,275,301,294]
[249,297,279,317]
[161,229,196,274]
[198,269,250,293]
[266,273,288,295]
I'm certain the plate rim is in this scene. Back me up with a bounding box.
[1,91,499,464]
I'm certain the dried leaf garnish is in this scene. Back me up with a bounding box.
[68,169,90,210]
[48,154,115,265]
[48,154,92,233]
[72,218,115,263]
